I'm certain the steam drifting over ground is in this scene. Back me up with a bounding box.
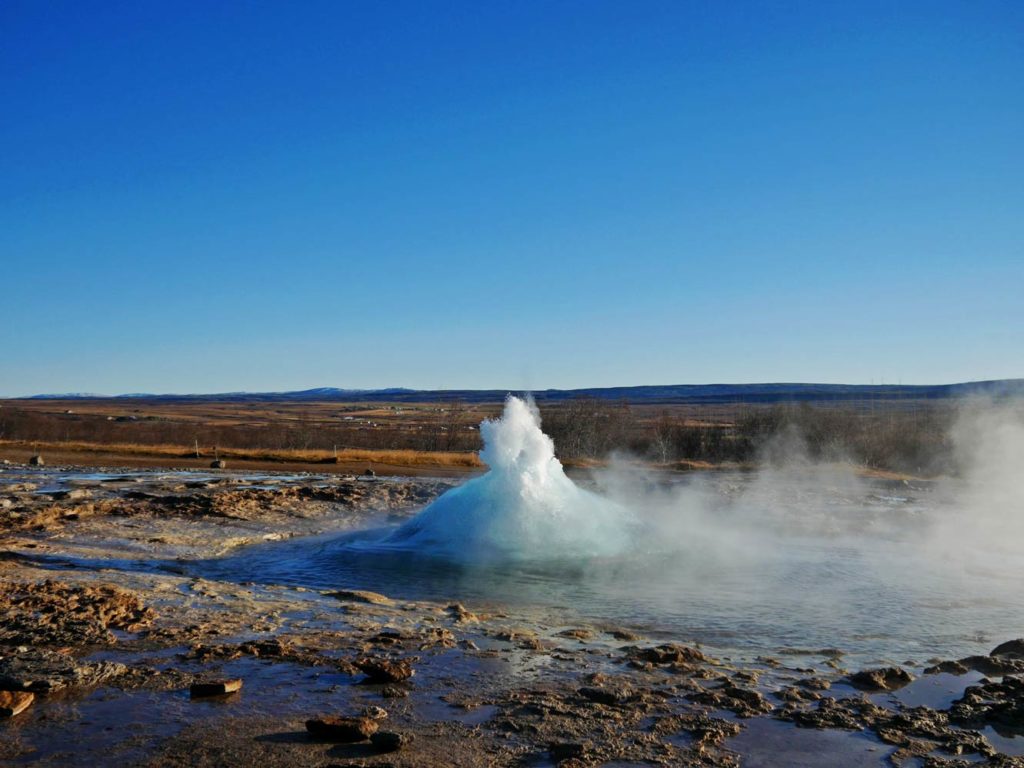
[333,394,1024,662]
[379,395,1024,571]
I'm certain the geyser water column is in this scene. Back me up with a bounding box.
[382,396,635,561]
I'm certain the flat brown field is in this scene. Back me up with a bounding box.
[0,398,504,473]
[0,442,482,477]
[0,395,944,478]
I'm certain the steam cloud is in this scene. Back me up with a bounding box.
[382,394,1023,581]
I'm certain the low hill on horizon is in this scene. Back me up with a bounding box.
[19,379,1024,405]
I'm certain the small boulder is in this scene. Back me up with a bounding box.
[848,667,914,691]
[991,639,1024,660]
[627,644,705,666]
[354,657,415,684]
[557,628,593,641]
[370,730,410,753]
[609,628,642,641]
[924,660,970,676]
[190,679,242,698]
[306,715,378,742]
[29,455,44,467]
[0,690,34,717]
[446,603,478,623]
[210,459,226,469]
[957,654,1024,676]
[579,686,628,705]
[549,742,588,761]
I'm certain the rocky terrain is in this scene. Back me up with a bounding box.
[0,466,1022,766]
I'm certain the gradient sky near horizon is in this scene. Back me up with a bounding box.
[2,1,1022,396]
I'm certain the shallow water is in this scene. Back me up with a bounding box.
[10,460,1021,667]
[191,471,1024,668]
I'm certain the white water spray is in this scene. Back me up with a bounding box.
[383,396,635,561]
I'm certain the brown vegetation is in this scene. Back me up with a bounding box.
[0,439,481,469]
[0,395,959,475]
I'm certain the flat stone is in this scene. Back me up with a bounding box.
[306,715,378,742]
[190,679,243,698]
[0,690,34,717]
[326,589,394,606]
[0,648,127,692]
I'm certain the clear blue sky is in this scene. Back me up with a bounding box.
[2,1,1022,396]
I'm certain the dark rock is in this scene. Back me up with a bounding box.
[848,667,914,691]
[354,657,414,683]
[609,628,642,641]
[549,742,587,761]
[785,696,887,730]
[626,644,705,666]
[924,660,970,676]
[190,679,242,698]
[957,655,1024,676]
[991,639,1024,660]
[370,730,409,753]
[210,459,226,469]
[776,686,822,703]
[649,712,742,747]
[306,716,379,742]
[29,455,44,466]
[950,676,1024,731]
[578,686,627,705]
[687,684,773,716]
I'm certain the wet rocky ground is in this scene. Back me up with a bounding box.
[0,465,1022,766]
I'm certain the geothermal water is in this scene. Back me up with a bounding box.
[202,397,1024,666]
[374,396,636,560]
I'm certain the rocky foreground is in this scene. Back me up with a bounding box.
[0,467,1022,767]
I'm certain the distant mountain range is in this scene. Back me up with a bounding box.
[20,379,1024,405]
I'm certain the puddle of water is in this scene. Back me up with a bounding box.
[877,671,985,710]
[414,698,499,725]
[727,718,893,767]
[983,726,1024,756]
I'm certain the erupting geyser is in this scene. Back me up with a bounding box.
[381,396,635,561]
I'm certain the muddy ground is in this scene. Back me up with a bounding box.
[0,464,1022,767]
